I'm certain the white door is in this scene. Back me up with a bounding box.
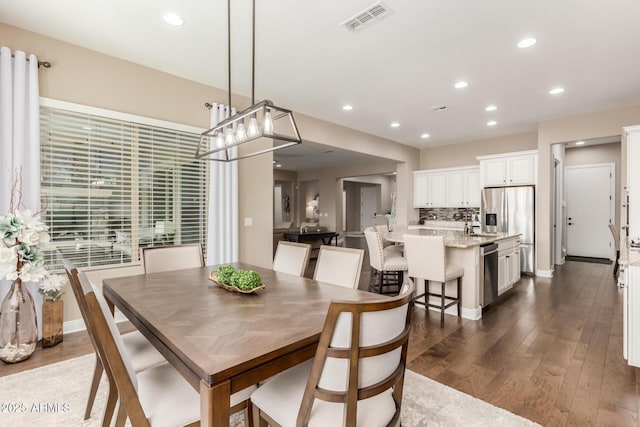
[566,164,614,259]
[360,186,377,232]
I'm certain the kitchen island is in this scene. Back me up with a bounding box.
[385,229,521,320]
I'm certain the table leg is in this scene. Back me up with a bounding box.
[200,379,231,427]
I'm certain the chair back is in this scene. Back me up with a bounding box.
[376,224,389,235]
[313,245,364,289]
[141,244,204,274]
[297,281,414,426]
[403,234,446,282]
[71,264,150,425]
[609,224,620,250]
[273,241,311,277]
[364,228,384,271]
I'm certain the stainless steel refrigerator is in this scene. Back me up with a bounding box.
[481,186,535,274]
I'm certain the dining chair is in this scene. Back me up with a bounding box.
[272,241,311,277]
[68,261,256,427]
[64,259,166,426]
[609,223,620,279]
[403,234,463,328]
[313,245,364,289]
[364,228,408,295]
[250,280,414,427]
[141,243,204,274]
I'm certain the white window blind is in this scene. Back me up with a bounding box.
[40,106,207,270]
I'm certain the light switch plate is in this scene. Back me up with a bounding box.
[244,218,253,227]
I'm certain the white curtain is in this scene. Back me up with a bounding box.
[0,46,43,337]
[206,104,239,265]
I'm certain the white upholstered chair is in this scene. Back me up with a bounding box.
[67,261,256,427]
[364,228,408,294]
[141,244,204,274]
[403,234,463,328]
[250,281,414,427]
[64,260,166,425]
[313,245,364,289]
[273,241,311,277]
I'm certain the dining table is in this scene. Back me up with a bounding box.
[102,262,382,427]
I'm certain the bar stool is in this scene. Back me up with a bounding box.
[364,228,408,295]
[403,234,463,328]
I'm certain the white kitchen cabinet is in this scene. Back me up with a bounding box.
[624,126,640,238]
[413,170,447,208]
[466,168,481,206]
[414,166,480,208]
[478,150,538,187]
[625,265,640,367]
[497,236,520,295]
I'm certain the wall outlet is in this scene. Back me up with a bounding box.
[244,218,253,227]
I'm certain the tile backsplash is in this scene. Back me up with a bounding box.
[419,207,480,222]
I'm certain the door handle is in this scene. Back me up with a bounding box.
[568,222,574,225]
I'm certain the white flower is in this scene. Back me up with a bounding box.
[39,274,67,301]
[0,247,18,280]
[18,263,47,283]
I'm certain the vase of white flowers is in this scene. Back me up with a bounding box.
[0,209,52,363]
[39,275,66,348]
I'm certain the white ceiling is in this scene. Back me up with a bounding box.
[2,0,640,149]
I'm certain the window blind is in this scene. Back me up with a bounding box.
[40,107,207,271]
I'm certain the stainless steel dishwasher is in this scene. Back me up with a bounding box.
[479,242,499,307]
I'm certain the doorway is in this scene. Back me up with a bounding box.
[566,163,615,259]
[360,186,378,232]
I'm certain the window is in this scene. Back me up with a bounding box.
[40,103,207,270]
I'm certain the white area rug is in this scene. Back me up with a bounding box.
[0,354,539,426]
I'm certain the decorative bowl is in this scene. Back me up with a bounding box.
[209,272,265,294]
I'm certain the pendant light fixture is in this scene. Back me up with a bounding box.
[196,0,302,162]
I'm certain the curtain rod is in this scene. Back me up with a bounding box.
[9,53,51,68]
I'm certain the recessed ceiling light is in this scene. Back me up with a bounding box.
[163,13,184,26]
[342,105,353,111]
[390,122,400,128]
[517,37,537,48]
[487,120,497,126]
[454,81,469,89]
[575,141,585,145]
[549,87,565,95]
[421,133,430,139]
[485,105,497,112]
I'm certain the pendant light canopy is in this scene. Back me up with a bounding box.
[196,0,302,162]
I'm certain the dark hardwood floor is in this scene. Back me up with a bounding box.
[2,251,638,426]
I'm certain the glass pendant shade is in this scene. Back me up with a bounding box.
[196,100,302,162]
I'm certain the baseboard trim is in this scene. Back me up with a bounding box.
[536,269,554,278]
[63,312,128,335]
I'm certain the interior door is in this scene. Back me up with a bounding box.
[360,186,377,232]
[566,164,614,259]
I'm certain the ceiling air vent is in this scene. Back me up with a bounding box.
[342,1,393,32]
[431,105,448,112]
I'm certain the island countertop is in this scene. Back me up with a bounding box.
[385,229,521,248]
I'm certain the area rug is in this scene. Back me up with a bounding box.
[0,354,539,426]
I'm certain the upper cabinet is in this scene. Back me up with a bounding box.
[625,126,640,238]
[477,150,538,187]
[413,166,480,208]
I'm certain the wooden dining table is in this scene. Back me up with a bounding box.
[102,262,381,427]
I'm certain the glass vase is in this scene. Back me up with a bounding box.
[0,278,38,363]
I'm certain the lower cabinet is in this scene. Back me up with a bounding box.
[625,265,640,367]
[497,237,521,296]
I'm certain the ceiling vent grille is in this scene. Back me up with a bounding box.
[342,2,393,32]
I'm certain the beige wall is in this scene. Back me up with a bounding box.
[420,132,538,169]
[565,142,622,229]
[297,160,401,232]
[537,106,640,273]
[2,23,417,325]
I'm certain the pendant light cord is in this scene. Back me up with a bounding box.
[252,0,256,105]
[227,0,232,109]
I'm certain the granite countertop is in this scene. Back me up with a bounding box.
[619,238,640,267]
[386,229,520,249]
